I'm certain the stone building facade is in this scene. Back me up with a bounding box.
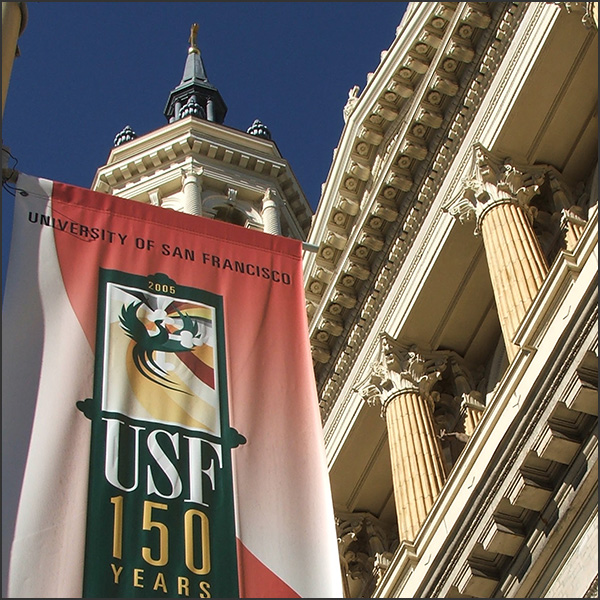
[302,2,598,597]
[3,2,597,598]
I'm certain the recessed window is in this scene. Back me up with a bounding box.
[213,205,247,227]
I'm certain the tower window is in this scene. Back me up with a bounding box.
[213,205,248,227]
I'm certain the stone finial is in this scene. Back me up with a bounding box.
[246,119,272,140]
[180,96,205,118]
[261,187,278,205]
[343,85,360,123]
[113,125,137,147]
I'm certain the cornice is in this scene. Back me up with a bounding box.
[100,115,283,164]
[306,3,465,269]
[306,1,494,347]
[92,116,313,236]
[305,2,526,424]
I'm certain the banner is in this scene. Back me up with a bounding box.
[2,174,343,598]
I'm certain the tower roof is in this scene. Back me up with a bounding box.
[164,23,227,124]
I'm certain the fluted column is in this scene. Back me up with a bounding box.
[360,336,448,543]
[461,393,485,436]
[262,188,282,235]
[560,206,587,251]
[445,144,550,360]
[181,167,203,216]
[480,201,548,359]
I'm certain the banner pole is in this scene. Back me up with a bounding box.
[302,241,319,253]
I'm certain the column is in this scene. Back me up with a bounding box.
[461,393,485,436]
[206,98,214,122]
[360,336,448,543]
[560,206,587,251]
[181,167,203,216]
[262,188,282,235]
[445,144,550,361]
[450,357,485,436]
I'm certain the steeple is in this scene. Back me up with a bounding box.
[163,23,227,124]
[95,21,314,240]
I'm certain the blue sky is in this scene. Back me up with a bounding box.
[2,2,408,293]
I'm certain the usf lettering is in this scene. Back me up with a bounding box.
[81,270,241,598]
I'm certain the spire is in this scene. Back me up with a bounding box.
[164,23,227,125]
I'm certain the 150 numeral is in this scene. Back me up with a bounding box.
[110,496,211,575]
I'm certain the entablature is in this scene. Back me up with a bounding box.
[303,2,509,400]
[92,116,313,236]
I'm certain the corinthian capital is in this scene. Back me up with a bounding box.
[553,3,598,29]
[262,187,280,208]
[181,165,203,178]
[444,144,548,233]
[357,335,448,416]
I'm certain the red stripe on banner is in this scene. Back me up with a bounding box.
[177,350,215,389]
[236,539,300,598]
[50,181,302,350]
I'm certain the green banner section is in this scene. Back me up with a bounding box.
[82,270,240,598]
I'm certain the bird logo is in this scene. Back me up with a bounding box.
[118,299,208,394]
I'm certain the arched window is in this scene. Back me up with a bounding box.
[213,205,248,227]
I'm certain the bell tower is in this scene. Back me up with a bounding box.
[91,24,312,240]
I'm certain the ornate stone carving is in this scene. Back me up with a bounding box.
[372,551,394,587]
[181,165,203,184]
[148,189,162,206]
[444,144,548,234]
[336,511,398,597]
[343,85,361,123]
[552,2,598,29]
[358,334,448,417]
[227,187,238,204]
[359,338,485,469]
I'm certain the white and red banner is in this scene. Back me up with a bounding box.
[2,173,343,598]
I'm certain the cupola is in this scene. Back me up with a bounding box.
[163,23,227,125]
